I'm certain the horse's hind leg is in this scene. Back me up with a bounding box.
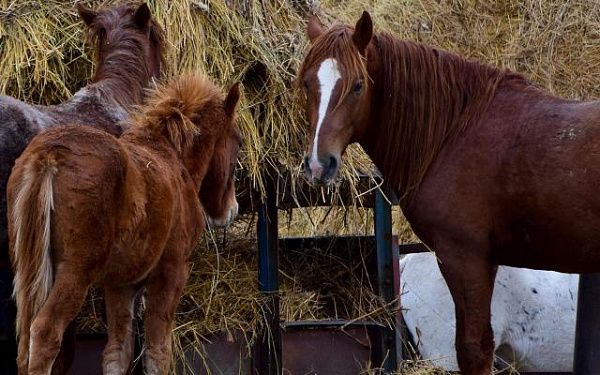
[437,248,496,375]
[28,271,90,375]
[102,285,137,375]
[143,262,188,375]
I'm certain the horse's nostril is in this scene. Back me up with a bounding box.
[328,155,337,170]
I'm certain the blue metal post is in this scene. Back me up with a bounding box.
[255,181,281,374]
[373,187,398,373]
[574,273,600,374]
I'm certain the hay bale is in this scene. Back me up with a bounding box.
[322,0,600,100]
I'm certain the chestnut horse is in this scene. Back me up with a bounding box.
[8,74,241,375]
[299,12,600,375]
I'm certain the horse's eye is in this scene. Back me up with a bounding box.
[353,79,363,93]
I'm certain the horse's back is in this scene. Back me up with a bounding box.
[400,252,576,371]
[15,126,125,249]
[408,84,600,272]
[490,96,600,270]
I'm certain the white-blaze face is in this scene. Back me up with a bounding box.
[308,57,341,179]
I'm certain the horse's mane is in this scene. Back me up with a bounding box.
[371,32,518,200]
[302,26,527,200]
[131,74,224,153]
[85,4,165,108]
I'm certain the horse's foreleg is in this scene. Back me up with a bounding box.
[28,272,89,375]
[143,262,188,375]
[437,250,496,375]
[102,285,137,375]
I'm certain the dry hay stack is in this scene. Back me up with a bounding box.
[323,0,600,101]
[0,0,373,201]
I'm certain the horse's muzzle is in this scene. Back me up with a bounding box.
[207,200,239,228]
[304,154,339,186]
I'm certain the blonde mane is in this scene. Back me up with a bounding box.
[131,74,224,153]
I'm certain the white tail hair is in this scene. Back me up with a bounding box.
[11,157,56,341]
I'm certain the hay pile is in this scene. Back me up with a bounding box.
[0,0,373,201]
[323,0,600,101]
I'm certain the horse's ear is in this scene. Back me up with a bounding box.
[225,82,241,117]
[352,11,373,55]
[77,4,97,26]
[307,15,325,43]
[133,3,152,28]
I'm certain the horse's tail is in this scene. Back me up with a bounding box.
[10,154,57,345]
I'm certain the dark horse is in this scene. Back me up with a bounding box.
[0,2,163,373]
[8,73,240,374]
[299,12,600,375]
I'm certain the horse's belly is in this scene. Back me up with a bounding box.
[493,221,600,272]
[99,237,166,286]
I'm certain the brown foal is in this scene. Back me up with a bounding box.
[8,74,241,375]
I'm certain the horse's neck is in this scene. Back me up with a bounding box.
[360,35,512,200]
[69,86,129,119]
[122,127,178,160]
[88,48,152,110]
